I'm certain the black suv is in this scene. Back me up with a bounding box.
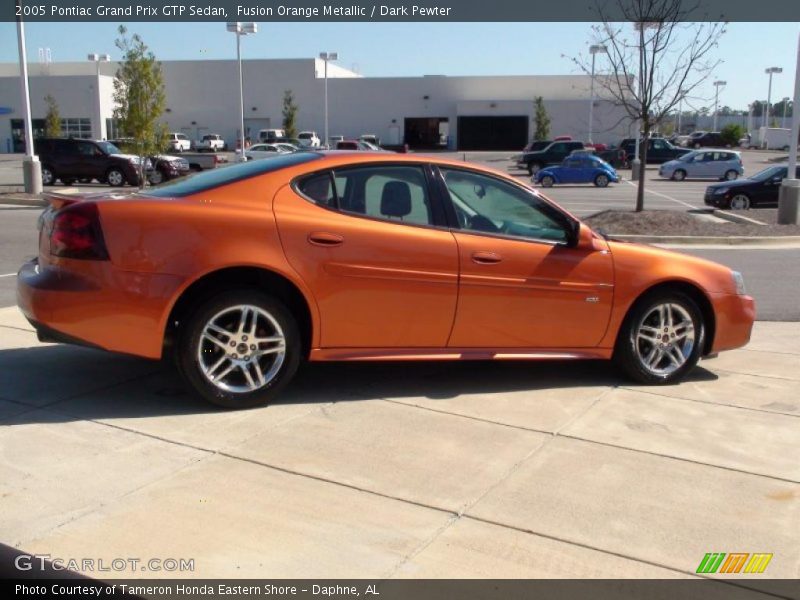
[517,141,585,175]
[688,132,727,149]
[618,137,689,164]
[35,138,145,187]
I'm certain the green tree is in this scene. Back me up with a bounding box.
[720,123,744,147]
[112,25,166,186]
[282,89,298,139]
[533,97,550,140]
[44,94,61,138]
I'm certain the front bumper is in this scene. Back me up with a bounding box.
[17,258,184,360]
[709,292,756,354]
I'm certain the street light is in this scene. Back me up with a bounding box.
[764,66,783,130]
[88,53,111,140]
[319,51,338,149]
[227,22,257,161]
[15,0,40,193]
[587,44,607,145]
[712,80,726,131]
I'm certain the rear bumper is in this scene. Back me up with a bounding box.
[17,258,185,359]
[709,292,756,354]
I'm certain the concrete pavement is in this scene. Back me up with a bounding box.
[1,305,798,583]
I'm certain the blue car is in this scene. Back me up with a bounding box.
[534,154,619,188]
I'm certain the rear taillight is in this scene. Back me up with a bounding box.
[50,202,109,260]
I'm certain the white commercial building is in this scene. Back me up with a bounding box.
[0,58,630,152]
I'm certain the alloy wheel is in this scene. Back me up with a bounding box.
[196,304,287,394]
[729,194,750,210]
[634,303,695,377]
[595,174,609,187]
[724,170,738,181]
[107,169,125,187]
[41,167,54,186]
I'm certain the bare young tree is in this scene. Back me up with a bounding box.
[570,0,725,211]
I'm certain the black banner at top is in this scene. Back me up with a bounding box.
[5,0,800,22]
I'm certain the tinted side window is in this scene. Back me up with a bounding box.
[55,140,77,155]
[441,168,569,244]
[332,165,433,226]
[297,172,335,207]
[549,143,566,153]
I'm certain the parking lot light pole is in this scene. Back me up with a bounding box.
[764,67,783,131]
[712,80,726,131]
[227,22,257,162]
[778,34,800,225]
[87,53,110,140]
[319,52,338,149]
[587,45,607,145]
[16,2,41,194]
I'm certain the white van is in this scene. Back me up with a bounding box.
[258,129,286,143]
[298,131,321,148]
[167,132,191,152]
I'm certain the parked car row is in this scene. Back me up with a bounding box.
[705,165,800,210]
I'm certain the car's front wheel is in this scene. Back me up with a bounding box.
[614,291,705,385]
[106,168,126,187]
[540,175,555,187]
[729,193,751,210]
[594,173,610,187]
[672,169,687,181]
[176,290,301,409]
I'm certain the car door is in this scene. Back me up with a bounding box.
[436,166,614,349]
[690,152,712,178]
[273,163,459,349]
[558,157,582,182]
[76,141,107,179]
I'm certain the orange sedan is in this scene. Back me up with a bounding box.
[17,152,755,408]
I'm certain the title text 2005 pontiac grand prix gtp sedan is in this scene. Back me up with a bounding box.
[17,152,755,408]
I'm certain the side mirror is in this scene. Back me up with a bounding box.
[571,222,597,249]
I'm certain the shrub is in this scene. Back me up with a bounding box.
[720,123,745,147]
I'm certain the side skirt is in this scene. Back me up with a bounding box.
[309,347,613,362]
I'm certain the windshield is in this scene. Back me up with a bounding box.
[97,141,122,155]
[750,166,786,181]
[143,152,321,197]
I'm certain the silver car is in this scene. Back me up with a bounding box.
[659,149,743,181]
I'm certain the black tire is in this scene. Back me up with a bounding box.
[106,168,126,187]
[149,168,165,185]
[723,170,738,181]
[41,165,56,186]
[728,193,751,210]
[540,175,555,187]
[614,290,705,385]
[672,169,687,181]
[594,173,610,187]
[176,290,301,409]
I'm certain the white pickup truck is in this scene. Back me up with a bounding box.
[195,134,226,152]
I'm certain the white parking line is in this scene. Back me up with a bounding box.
[623,180,698,209]
[0,273,17,278]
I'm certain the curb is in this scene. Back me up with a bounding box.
[0,195,46,208]
[609,234,800,246]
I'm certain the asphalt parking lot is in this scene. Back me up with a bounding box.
[1,307,799,582]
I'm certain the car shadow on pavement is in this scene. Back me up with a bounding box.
[0,345,719,424]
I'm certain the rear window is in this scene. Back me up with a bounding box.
[144,152,322,197]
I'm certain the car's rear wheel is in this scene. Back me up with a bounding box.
[729,194,751,210]
[672,169,687,181]
[540,175,555,187]
[614,291,705,385]
[176,290,301,409]
[41,165,55,186]
[106,168,126,187]
[594,173,610,187]
[723,170,738,181]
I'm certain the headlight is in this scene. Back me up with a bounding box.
[714,187,728,195]
[731,271,746,295]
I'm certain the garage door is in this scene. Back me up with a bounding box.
[457,116,528,151]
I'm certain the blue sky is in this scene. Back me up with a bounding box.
[1,21,797,110]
